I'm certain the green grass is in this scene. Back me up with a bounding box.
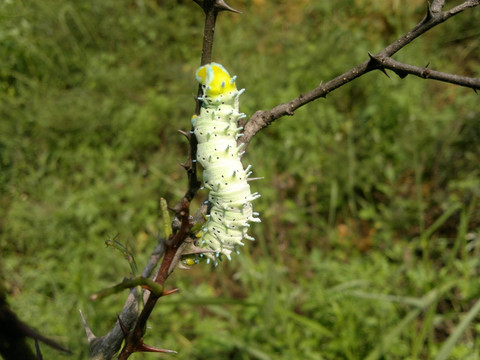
[1,0,479,359]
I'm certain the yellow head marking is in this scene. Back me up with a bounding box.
[196,63,237,99]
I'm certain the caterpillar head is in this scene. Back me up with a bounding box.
[196,63,239,106]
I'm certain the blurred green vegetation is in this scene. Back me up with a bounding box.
[1,0,479,359]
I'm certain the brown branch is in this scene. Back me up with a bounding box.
[85,240,165,359]
[118,199,191,360]
[239,0,480,149]
[377,56,480,89]
[90,2,242,358]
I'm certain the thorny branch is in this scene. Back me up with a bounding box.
[239,0,480,149]
[85,1,241,359]
[86,0,479,359]
[374,56,480,89]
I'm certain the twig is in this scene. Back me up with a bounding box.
[376,56,480,89]
[118,199,190,359]
[90,277,164,301]
[239,0,480,149]
[85,240,165,359]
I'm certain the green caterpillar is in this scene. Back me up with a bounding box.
[192,63,260,265]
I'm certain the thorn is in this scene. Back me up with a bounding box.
[380,68,391,79]
[367,52,381,68]
[178,129,190,139]
[135,340,177,354]
[79,310,97,344]
[117,313,129,337]
[425,61,430,68]
[214,0,242,14]
[178,160,190,170]
[474,88,478,95]
[163,288,179,296]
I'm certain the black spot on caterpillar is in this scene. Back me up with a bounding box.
[192,63,260,265]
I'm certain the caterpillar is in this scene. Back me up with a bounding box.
[192,63,260,265]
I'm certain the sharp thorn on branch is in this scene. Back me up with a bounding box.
[367,53,391,78]
[79,310,97,344]
[116,314,129,338]
[425,61,430,68]
[178,160,190,170]
[178,129,191,139]
[192,0,242,14]
[135,340,178,354]
[474,88,478,95]
[215,0,242,13]
[163,288,180,296]
[380,68,391,79]
[367,52,382,69]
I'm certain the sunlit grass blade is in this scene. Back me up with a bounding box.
[434,299,480,360]
[346,290,424,308]
[284,310,333,338]
[364,281,457,360]
[365,307,422,360]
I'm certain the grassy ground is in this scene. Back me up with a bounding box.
[1,1,479,359]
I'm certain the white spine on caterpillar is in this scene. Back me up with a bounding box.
[192,63,260,264]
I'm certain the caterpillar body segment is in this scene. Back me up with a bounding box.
[193,63,260,264]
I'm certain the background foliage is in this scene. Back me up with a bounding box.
[1,0,479,359]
